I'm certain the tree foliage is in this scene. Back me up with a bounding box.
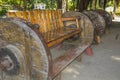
[0,0,120,16]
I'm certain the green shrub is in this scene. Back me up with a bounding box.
[0,6,9,16]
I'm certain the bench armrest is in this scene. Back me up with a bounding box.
[62,17,80,29]
[62,17,78,21]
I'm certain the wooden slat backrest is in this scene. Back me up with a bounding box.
[45,10,50,32]
[50,10,56,37]
[28,10,35,24]
[22,11,29,21]
[40,10,48,33]
[50,10,56,38]
[14,11,22,18]
[8,10,64,34]
[53,10,59,31]
[58,10,64,28]
[51,10,57,30]
[7,11,28,21]
[46,10,51,41]
[38,10,45,33]
[57,10,64,33]
[55,10,60,31]
[48,10,53,32]
[32,10,40,26]
[7,12,16,17]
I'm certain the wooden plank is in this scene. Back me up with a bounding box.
[62,17,80,29]
[41,10,47,33]
[62,17,78,21]
[53,10,59,36]
[29,10,34,24]
[7,12,16,17]
[22,11,29,21]
[58,10,64,29]
[33,10,40,26]
[38,10,44,33]
[52,44,89,79]
[15,11,22,18]
[47,29,80,48]
[49,10,55,40]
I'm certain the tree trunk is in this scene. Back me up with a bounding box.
[24,0,27,10]
[78,0,91,12]
[62,0,67,12]
[89,0,93,9]
[19,0,22,10]
[79,0,84,11]
[103,0,107,10]
[57,0,62,9]
[84,0,91,9]
[76,0,80,11]
[92,0,97,9]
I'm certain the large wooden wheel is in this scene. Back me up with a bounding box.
[93,9,112,27]
[83,10,106,43]
[0,18,52,80]
[83,10,106,36]
[62,11,94,44]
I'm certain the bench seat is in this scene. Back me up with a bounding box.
[44,27,81,47]
[52,44,89,78]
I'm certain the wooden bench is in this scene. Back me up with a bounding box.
[7,10,81,48]
[6,10,93,80]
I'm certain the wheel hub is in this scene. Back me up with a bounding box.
[0,48,20,75]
